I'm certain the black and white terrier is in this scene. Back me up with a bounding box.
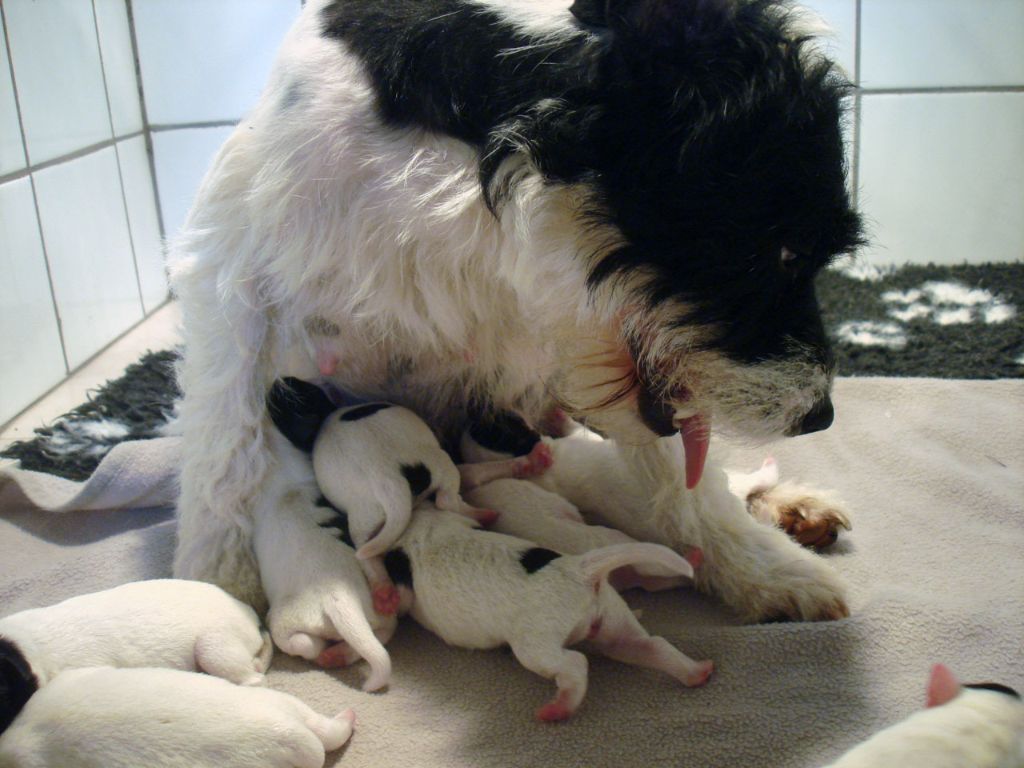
[170,0,863,622]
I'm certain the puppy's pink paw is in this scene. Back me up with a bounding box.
[685,660,714,688]
[683,546,704,570]
[316,641,356,669]
[536,701,574,723]
[372,584,401,616]
[472,508,500,527]
[517,442,553,477]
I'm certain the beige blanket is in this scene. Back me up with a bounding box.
[1,377,1021,768]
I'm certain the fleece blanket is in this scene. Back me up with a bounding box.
[1,377,1021,768]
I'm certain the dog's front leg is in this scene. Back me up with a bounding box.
[534,436,848,622]
[171,252,277,611]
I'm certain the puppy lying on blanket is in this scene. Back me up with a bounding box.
[0,667,354,768]
[171,0,863,623]
[253,487,395,692]
[386,505,710,722]
[823,664,1024,767]
[0,579,272,734]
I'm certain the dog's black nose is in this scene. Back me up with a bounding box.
[798,397,834,435]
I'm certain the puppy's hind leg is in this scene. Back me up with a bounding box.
[194,632,269,686]
[508,636,589,722]
[590,592,713,688]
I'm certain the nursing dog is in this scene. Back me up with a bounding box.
[170,0,863,621]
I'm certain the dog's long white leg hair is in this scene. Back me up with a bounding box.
[168,139,278,610]
[532,434,848,622]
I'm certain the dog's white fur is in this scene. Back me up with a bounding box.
[0,666,354,768]
[823,667,1024,768]
[0,580,272,687]
[393,505,712,721]
[252,487,394,692]
[169,0,849,622]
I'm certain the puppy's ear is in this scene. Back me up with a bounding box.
[569,0,607,26]
[0,638,38,734]
[267,377,336,453]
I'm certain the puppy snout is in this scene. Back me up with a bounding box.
[797,396,834,435]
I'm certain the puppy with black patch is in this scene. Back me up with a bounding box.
[253,488,395,691]
[0,580,272,735]
[465,478,695,593]
[268,377,551,610]
[386,504,711,721]
[0,666,355,768]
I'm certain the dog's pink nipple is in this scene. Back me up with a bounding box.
[680,414,710,490]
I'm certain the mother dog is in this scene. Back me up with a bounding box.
[170,0,863,622]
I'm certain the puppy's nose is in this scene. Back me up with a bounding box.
[798,397,834,435]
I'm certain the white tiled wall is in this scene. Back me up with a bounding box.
[0,0,166,426]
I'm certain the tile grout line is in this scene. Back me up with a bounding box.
[0,2,70,375]
[149,119,239,132]
[91,0,147,319]
[124,0,168,244]
[0,131,144,185]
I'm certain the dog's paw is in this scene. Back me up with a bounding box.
[750,551,849,622]
[372,584,401,616]
[748,480,851,550]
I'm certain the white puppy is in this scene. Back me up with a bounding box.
[0,666,354,768]
[0,579,271,732]
[267,377,549,607]
[465,478,693,592]
[388,505,712,721]
[823,664,1024,767]
[253,488,394,692]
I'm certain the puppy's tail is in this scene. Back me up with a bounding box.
[578,543,695,590]
[323,599,392,693]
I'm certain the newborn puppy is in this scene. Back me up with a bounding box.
[253,489,394,692]
[824,664,1024,767]
[388,505,711,722]
[0,666,354,768]
[465,479,692,593]
[268,378,548,601]
[0,580,271,733]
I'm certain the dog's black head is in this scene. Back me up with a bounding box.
[0,637,38,734]
[486,0,863,473]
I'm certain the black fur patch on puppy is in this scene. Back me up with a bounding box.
[519,547,562,574]
[315,496,355,548]
[468,411,541,457]
[384,549,414,589]
[267,377,336,453]
[964,682,1021,700]
[338,402,392,422]
[0,637,37,734]
[401,463,432,497]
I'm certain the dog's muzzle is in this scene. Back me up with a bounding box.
[793,396,834,436]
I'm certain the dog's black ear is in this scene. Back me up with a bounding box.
[267,377,336,453]
[0,638,38,735]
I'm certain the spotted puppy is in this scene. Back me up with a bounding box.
[268,377,550,607]
[823,664,1023,767]
[387,505,711,721]
[253,488,394,691]
[465,478,693,593]
[0,580,272,735]
[0,666,354,768]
